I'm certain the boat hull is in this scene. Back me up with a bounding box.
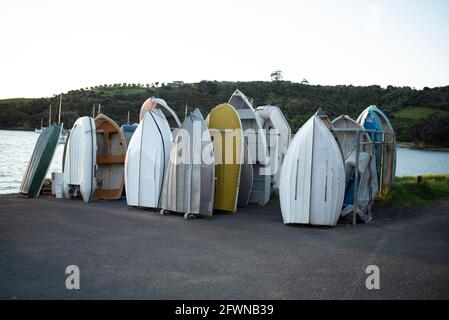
[255,105,291,192]
[20,124,62,198]
[280,115,345,226]
[206,103,243,213]
[93,114,126,200]
[237,141,253,207]
[229,90,270,206]
[139,97,181,137]
[357,105,396,187]
[120,124,138,150]
[125,109,173,208]
[332,115,378,221]
[160,109,215,216]
[63,117,96,203]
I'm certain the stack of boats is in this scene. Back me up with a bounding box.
[20,89,396,227]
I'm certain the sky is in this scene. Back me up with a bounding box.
[0,0,448,98]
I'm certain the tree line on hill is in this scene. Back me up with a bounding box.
[0,81,448,147]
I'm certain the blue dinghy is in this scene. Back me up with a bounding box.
[357,105,396,188]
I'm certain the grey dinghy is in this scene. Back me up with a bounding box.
[159,109,215,219]
[228,89,271,206]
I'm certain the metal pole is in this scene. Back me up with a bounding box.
[392,133,396,184]
[353,129,360,226]
[58,93,62,124]
[380,132,385,192]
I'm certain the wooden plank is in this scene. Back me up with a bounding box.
[96,155,125,164]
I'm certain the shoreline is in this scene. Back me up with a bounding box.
[2,128,449,151]
[397,142,449,152]
[0,127,34,132]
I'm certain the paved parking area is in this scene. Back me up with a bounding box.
[1,194,449,299]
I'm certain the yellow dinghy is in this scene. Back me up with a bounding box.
[205,103,243,213]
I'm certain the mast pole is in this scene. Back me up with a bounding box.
[49,104,52,127]
[58,93,62,124]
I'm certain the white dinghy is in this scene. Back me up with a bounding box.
[228,89,270,206]
[159,109,215,219]
[139,97,181,137]
[63,116,96,203]
[125,109,173,208]
[279,115,345,226]
[255,105,291,191]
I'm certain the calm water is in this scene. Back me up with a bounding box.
[395,147,449,177]
[0,130,64,194]
[1,130,449,194]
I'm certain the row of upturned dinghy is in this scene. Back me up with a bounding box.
[20,89,396,226]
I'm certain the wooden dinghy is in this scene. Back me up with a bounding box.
[93,114,126,200]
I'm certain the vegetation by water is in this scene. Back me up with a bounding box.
[1,81,449,147]
[377,175,449,207]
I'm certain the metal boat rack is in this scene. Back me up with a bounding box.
[330,127,396,225]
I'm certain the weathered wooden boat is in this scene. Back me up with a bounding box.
[92,114,126,200]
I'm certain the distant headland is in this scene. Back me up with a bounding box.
[0,81,448,148]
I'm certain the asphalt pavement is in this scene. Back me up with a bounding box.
[1,194,448,299]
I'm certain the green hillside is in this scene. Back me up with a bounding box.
[1,81,449,147]
[394,106,449,120]
[0,98,34,105]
